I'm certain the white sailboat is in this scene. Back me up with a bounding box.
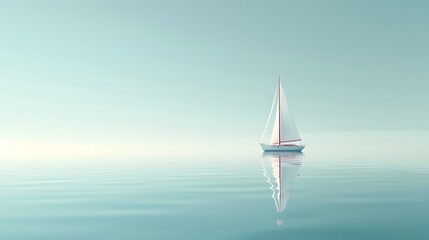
[260,77,305,152]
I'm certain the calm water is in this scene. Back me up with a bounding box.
[1,151,428,240]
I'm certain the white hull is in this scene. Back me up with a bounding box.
[260,143,304,152]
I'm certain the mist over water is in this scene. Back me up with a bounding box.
[1,132,428,240]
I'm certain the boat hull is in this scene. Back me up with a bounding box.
[260,143,304,152]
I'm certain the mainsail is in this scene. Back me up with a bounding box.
[263,80,301,145]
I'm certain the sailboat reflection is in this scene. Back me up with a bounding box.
[261,152,303,226]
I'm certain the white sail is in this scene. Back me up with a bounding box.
[260,88,278,143]
[269,82,301,145]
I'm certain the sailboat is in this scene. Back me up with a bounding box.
[260,77,305,152]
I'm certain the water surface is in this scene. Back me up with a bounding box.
[0,151,428,239]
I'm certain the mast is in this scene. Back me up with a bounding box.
[278,76,281,146]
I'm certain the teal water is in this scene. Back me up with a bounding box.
[0,152,428,240]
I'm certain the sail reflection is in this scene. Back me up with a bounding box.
[261,152,303,225]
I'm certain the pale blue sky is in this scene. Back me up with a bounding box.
[1,0,428,156]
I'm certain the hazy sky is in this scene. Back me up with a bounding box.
[1,0,428,157]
